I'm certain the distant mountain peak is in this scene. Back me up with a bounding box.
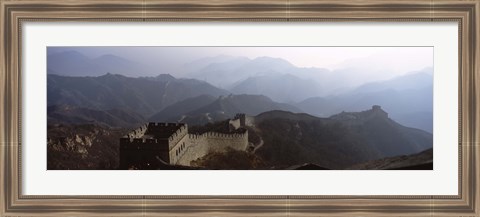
[47,50,150,77]
[214,54,234,58]
[97,54,118,58]
[100,72,126,78]
[155,74,176,81]
[56,50,87,57]
[253,56,284,61]
[47,74,229,117]
[251,56,294,66]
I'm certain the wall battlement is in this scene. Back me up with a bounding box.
[120,118,249,169]
[168,124,188,148]
[125,123,148,138]
[120,137,169,144]
[148,122,184,127]
[188,130,247,140]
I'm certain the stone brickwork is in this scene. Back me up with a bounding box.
[176,129,248,166]
[120,114,250,168]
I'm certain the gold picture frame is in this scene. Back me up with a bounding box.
[1,0,478,216]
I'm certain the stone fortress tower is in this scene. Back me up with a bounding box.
[329,105,389,126]
[371,105,388,118]
[119,114,250,169]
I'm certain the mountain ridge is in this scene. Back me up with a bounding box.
[296,70,433,132]
[253,107,432,169]
[150,94,302,125]
[47,73,229,117]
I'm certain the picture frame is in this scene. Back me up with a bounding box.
[1,0,478,216]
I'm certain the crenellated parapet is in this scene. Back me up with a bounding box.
[120,120,249,168]
[203,131,247,139]
[168,124,188,148]
[120,137,166,144]
[148,122,185,127]
[234,113,246,120]
[187,129,247,140]
[125,123,148,138]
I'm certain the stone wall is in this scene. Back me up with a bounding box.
[203,130,248,153]
[168,133,190,165]
[121,115,250,168]
[175,134,209,166]
[330,106,389,125]
[167,124,188,149]
[175,130,249,166]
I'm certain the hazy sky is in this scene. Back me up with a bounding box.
[48,46,433,77]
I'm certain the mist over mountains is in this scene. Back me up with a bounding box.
[149,94,301,125]
[47,50,433,132]
[296,69,433,132]
[47,73,228,118]
[48,51,150,77]
[47,48,434,170]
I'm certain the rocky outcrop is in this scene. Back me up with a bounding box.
[47,124,128,170]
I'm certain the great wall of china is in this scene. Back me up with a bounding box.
[119,114,251,169]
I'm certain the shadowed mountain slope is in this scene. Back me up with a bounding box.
[296,70,433,132]
[48,74,229,117]
[348,148,433,170]
[254,107,432,169]
[48,104,146,128]
[150,94,301,126]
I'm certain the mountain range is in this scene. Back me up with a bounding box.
[47,51,433,132]
[149,94,301,125]
[253,109,432,169]
[296,69,433,132]
[48,70,433,133]
[48,104,145,128]
[47,106,433,170]
[48,50,152,77]
[48,52,330,103]
[47,73,304,127]
[46,50,434,170]
[47,73,228,118]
